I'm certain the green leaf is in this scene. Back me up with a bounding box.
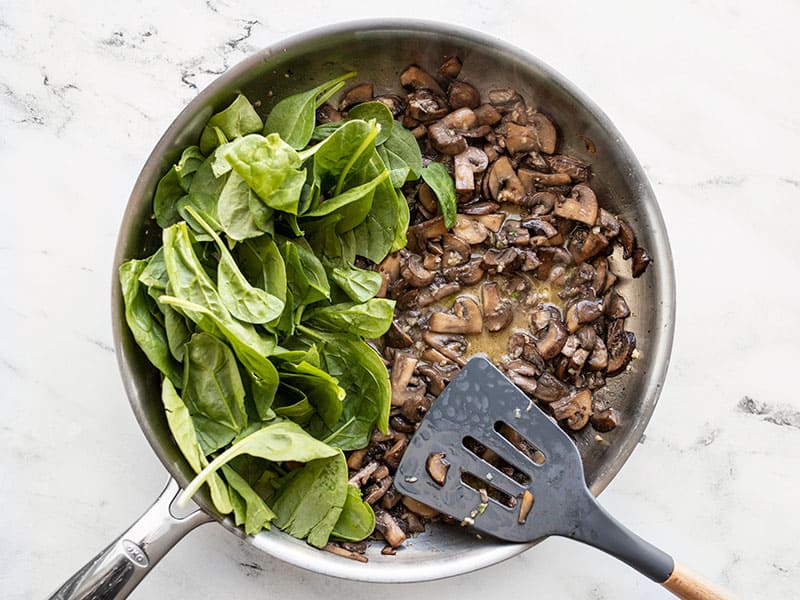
[179,420,339,504]
[306,119,378,195]
[306,298,395,339]
[302,170,388,220]
[236,236,287,304]
[348,101,394,145]
[331,484,375,542]
[153,167,184,229]
[217,171,265,241]
[189,153,230,199]
[377,145,411,188]
[175,146,205,191]
[383,122,423,178]
[161,379,232,514]
[119,259,181,387]
[270,451,348,547]
[329,265,382,303]
[138,247,168,291]
[188,207,284,324]
[311,121,344,142]
[421,162,457,228]
[178,192,223,235]
[182,332,247,453]
[279,237,330,307]
[200,94,264,155]
[264,72,355,149]
[221,465,276,534]
[273,383,315,425]
[223,134,306,215]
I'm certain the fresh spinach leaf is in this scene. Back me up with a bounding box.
[264,72,355,149]
[331,484,375,542]
[236,236,287,304]
[329,265,382,303]
[377,144,411,188]
[178,192,223,235]
[306,298,395,339]
[200,94,264,155]
[138,247,168,291]
[383,122,423,178]
[153,168,184,229]
[421,162,457,228]
[163,304,192,362]
[302,169,388,221]
[217,171,263,241]
[269,451,348,548]
[348,101,394,145]
[221,465,275,535]
[179,420,339,504]
[161,379,232,514]
[175,146,205,191]
[306,119,378,195]
[310,121,344,142]
[273,383,315,425]
[279,237,330,308]
[119,259,181,387]
[223,134,306,215]
[188,207,284,325]
[182,333,247,453]
[189,153,230,199]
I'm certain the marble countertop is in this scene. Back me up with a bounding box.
[3,2,799,598]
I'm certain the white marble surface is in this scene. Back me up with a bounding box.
[2,1,799,598]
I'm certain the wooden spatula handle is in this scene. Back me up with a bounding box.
[662,562,732,600]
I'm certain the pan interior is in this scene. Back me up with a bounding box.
[112,20,675,583]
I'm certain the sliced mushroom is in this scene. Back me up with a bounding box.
[617,218,636,259]
[438,56,463,80]
[364,476,393,504]
[400,394,432,424]
[401,253,435,288]
[417,362,459,395]
[474,213,505,232]
[496,220,531,247]
[504,123,543,155]
[390,352,421,407]
[442,258,485,285]
[547,154,590,181]
[554,184,599,225]
[453,147,489,193]
[406,89,449,123]
[604,291,631,320]
[482,247,523,273]
[382,437,409,469]
[522,216,559,240]
[426,452,450,485]
[429,296,483,334]
[442,233,471,267]
[323,543,368,563]
[632,246,652,278]
[385,320,414,348]
[606,320,636,376]
[567,226,609,263]
[587,338,608,371]
[373,94,406,118]
[428,107,478,155]
[417,182,438,213]
[316,103,341,124]
[531,305,562,332]
[401,496,440,519]
[349,461,379,486]
[487,88,523,109]
[591,406,620,432]
[533,371,569,403]
[448,80,481,109]
[534,318,569,359]
[504,359,539,395]
[474,103,502,126]
[461,201,500,215]
[400,64,446,97]
[423,332,467,366]
[339,82,374,110]
[529,112,558,154]
[550,389,592,430]
[596,208,620,238]
[565,298,604,333]
[374,509,407,548]
[487,156,526,204]
[452,215,489,244]
[518,168,572,189]
[524,191,558,215]
[482,281,513,332]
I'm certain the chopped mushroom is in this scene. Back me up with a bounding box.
[632,246,652,278]
[401,496,439,519]
[400,64,446,96]
[554,184,599,225]
[550,389,592,430]
[426,452,450,485]
[438,56,463,80]
[533,372,570,403]
[565,298,604,333]
[401,254,435,287]
[606,320,636,376]
[591,406,620,432]
[429,296,483,334]
[448,80,481,109]
[486,156,525,204]
[405,89,449,123]
[534,318,569,359]
[428,107,478,155]
[339,82,374,110]
[423,332,467,366]
[390,352,423,407]
[453,147,489,193]
[482,281,513,331]
[452,215,489,244]
[442,233,471,267]
[529,112,558,154]
[374,510,407,548]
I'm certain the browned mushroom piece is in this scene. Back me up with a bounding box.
[474,103,502,126]
[422,332,468,366]
[482,281,513,332]
[518,169,572,189]
[400,394,432,424]
[553,184,599,225]
[473,213,505,232]
[410,124,427,139]
[524,190,558,215]
[617,218,636,259]
[487,88,523,109]
[417,362,460,395]
[374,509,407,548]
[429,296,483,334]
[448,80,481,110]
[529,112,558,154]
[591,406,620,432]
[547,154,590,181]
[441,233,471,268]
[374,94,406,118]
[631,246,652,278]
[504,359,539,395]
[380,487,403,510]
[522,216,559,241]
[414,282,461,308]
[323,543,368,563]
[565,298,604,333]
[425,452,450,485]
[364,476,393,504]
[606,320,636,376]
[550,389,592,430]
[486,156,526,204]
[533,371,569,403]
[339,82,374,111]
[382,437,410,469]
[438,55,463,80]
[530,305,562,331]
[534,317,569,359]
[442,258,485,285]
[504,123,545,156]
[417,182,438,215]
[452,215,489,244]
[428,107,478,155]
[401,253,435,288]
[587,338,609,371]
[461,201,500,215]
[567,226,609,263]
[596,208,621,238]
[482,247,523,273]
[453,147,489,193]
[390,352,422,407]
[575,325,597,350]
[406,89,449,123]
[316,103,342,124]
[410,216,448,242]
[401,496,440,519]
[385,320,414,348]
[495,220,531,248]
[400,64,446,97]
[605,291,631,320]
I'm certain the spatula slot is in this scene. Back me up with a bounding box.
[460,472,517,509]
[463,435,531,486]
[494,421,546,465]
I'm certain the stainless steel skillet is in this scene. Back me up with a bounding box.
[48,18,675,599]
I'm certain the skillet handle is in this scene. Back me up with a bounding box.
[47,478,212,600]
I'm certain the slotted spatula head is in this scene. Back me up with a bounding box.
[395,356,592,543]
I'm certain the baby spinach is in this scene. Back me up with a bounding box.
[329,265,382,303]
[382,122,423,179]
[331,485,375,542]
[223,134,306,214]
[217,171,265,241]
[348,101,394,145]
[153,168,184,229]
[221,465,276,535]
[279,237,330,308]
[269,451,348,548]
[200,94,263,155]
[235,236,287,303]
[175,146,205,190]
[421,162,457,228]
[264,72,355,149]
[306,298,395,339]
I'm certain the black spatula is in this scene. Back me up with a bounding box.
[394,357,729,600]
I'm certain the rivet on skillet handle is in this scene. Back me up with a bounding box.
[396,357,733,600]
[47,479,212,600]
